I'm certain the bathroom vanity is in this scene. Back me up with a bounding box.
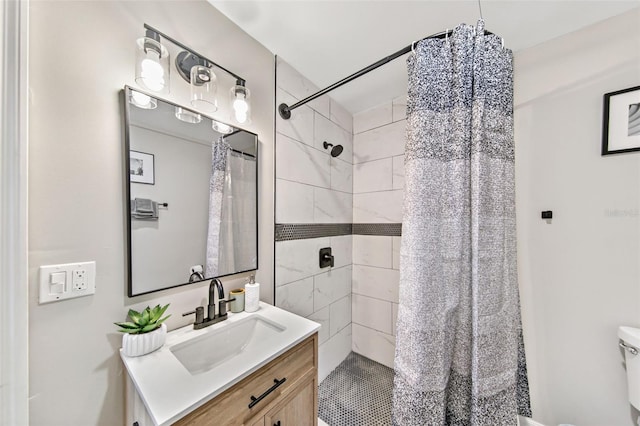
[121,303,320,425]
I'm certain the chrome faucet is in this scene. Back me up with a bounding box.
[208,278,225,319]
[183,278,235,330]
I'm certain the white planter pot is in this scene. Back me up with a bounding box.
[121,323,167,357]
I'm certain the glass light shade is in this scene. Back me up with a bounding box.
[175,107,201,124]
[190,65,218,112]
[129,90,157,110]
[211,120,234,134]
[230,84,251,125]
[135,36,170,94]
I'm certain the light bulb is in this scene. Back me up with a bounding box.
[130,91,157,109]
[232,92,249,123]
[136,35,168,94]
[212,120,233,134]
[233,94,248,113]
[229,83,250,124]
[140,50,165,91]
[234,110,248,124]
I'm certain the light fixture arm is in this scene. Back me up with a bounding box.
[143,23,245,84]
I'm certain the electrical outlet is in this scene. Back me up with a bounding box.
[72,269,88,291]
[39,261,96,304]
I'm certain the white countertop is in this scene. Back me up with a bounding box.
[120,302,320,426]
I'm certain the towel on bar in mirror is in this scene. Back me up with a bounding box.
[131,198,158,220]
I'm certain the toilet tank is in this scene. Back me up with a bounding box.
[618,326,640,409]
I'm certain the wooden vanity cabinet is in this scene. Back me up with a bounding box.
[263,373,316,426]
[174,333,318,426]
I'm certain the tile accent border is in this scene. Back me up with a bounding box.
[275,223,401,241]
[275,224,352,241]
[352,223,401,236]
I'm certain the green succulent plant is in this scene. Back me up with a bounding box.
[114,304,171,334]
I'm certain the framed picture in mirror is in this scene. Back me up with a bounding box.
[130,150,155,184]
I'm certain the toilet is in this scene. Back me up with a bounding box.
[619,326,640,409]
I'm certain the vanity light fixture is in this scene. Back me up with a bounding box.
[190,64,218,112]
[212,120,234,134]
[230,80,251,124]
[135,29,169,94]
[175,107,202,124]
[136,24,250,124]
[129,89,157,110]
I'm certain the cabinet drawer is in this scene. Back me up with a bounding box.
[264,372,317,426]
[174,334,317,426]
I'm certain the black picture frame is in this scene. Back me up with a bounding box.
[129,150,155,184]
[602,85,640,156]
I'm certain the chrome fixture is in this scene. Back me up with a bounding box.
[182,278,236,330]
[135,29,169,94]
[230,80,251,124]
[212,120,235,134]
[128,89,157,110]
[174,106,202,124]
[188,271,204,283]
[135,24,250,120]
[620,340,638,356]
[323,141,343,157]
[190,64,217,112]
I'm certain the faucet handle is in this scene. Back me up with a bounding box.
[218,298,236,317]
[182,306,204,324]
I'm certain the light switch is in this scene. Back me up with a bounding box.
[50,283,64,294]
[50,271,66,284]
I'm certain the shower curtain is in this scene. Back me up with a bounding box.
[205,137,229,278]
[218,151,257,273]
[393,21,531,426]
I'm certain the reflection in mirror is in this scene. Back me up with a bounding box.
[124,86,258,296]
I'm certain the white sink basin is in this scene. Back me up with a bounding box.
[121,303,320,426]
[170,315,286,375]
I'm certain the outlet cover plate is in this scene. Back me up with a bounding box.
[39,261,96,304]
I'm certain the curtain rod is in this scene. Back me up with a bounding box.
[278,28,493,120]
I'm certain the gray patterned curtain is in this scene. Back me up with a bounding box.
[392,21,531,426]
[205,137,230,278]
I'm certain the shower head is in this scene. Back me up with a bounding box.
[323,141,344,158]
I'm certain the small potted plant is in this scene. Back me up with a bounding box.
[115,304,170,357]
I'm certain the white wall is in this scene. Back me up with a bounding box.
[515,8,640,426]
[274,58,354,381]
[350,99,406,368]
[28,2,274,424]
[1,0,29,424]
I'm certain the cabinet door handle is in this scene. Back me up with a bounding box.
[248,377,287,409]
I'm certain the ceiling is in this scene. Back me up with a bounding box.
[210,1,640,115]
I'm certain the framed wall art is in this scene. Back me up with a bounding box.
[602,85,640,155]
[129,150,155,184]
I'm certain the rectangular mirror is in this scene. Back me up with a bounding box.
[124,86,258,296]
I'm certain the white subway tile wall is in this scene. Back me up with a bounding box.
[353,102,392,135]
[275,58,354,380]
[276,62,406,375]
[275,179,314,223]
[392,96,407,123]
[276,59,331,117]
[352,323,396,369]
[353,190,403,223]
[353,120,405,164]
[351,100,405,367]
[353,158,393,194]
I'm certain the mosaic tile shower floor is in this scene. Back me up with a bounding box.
[318,352,394,426]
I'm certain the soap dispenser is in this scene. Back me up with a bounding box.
[244,275,260,312]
